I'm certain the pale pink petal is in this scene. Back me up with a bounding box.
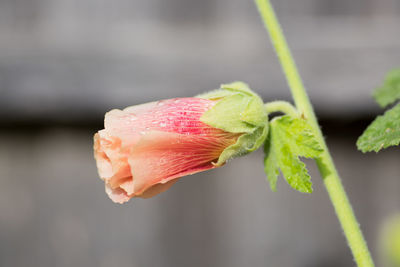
[119,179,134,195]
[104,109,142,146]
[123,101,158,114]
[105,184,130,204]
[103,102,159,146]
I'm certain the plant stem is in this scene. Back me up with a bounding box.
[264,101,298,117]
[255,0,375,266]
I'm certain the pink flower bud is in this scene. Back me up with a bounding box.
[94,98,239,203]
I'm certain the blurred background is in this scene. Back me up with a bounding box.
[0,0,399,266]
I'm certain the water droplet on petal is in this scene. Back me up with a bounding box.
[174,99,180,103]
[159,122,166,127]
[145,127,150,131]
[129,115,137,121]
[157,101,164,106]
[140,131,146,135]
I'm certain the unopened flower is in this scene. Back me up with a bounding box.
[94,82,268,203]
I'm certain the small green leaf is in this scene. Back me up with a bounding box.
[373,68,400,108]
[198,82,268,165]
[264,116,323,193]
[357,103,400,153]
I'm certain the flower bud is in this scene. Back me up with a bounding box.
[94,82,268,203]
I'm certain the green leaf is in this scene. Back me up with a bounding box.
[198,82,268,165]
[373,68,400,108]
[264,116,323,193]
[357,103,400,153]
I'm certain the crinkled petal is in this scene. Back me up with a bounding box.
[93,132,114,179]
[119,179,134,195]
[94,130,131,183]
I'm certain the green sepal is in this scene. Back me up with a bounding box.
[241,97,268,127]
[220,81,255,96]
[200,93,254,133]
[216,124,269,166]
[264,115,323,193]
[198,82,268,165]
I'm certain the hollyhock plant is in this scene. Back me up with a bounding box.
[94,82,268,203]
[92,0,377,265]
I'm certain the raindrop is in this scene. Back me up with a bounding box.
[129,115,137,121]
[159,122,167,127]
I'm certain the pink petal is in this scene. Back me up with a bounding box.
[104,98,221,147]
[128,131,236,196]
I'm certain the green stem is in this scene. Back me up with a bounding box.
[264,101,298,117]
[255,0,375,266]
